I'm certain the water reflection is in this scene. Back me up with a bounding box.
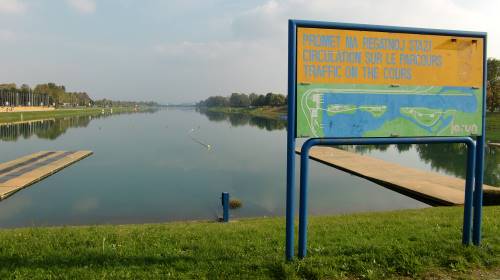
[0,109,158,142]
[418,144,499,187]
[197,108,287,131]
[197,108,499,187]
[344,143,499,187]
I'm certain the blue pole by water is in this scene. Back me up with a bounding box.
[285,19,297,261]
[222,192,229,223]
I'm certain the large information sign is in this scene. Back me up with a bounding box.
[286,20,487,261]
[295,27,485,138]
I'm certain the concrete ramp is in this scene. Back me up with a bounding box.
[296,146,499,206]
[0,151,92,200]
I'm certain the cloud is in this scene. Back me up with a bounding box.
[153,40,275,61]
[228,0,499,56]
[67,0,96,14]
[0,29,16,42]
[148,0,500,102]
[232,0,478,38]
[152,38,285,98]
[2,0,499,103]
[0,0,26,14]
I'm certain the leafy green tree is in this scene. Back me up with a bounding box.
[206,96,229,107]
[487,58,500,112]
[0,83,17,90]
[249,93,259,106]
[199,92,287,108]
[264,93,286,106]
[229,93,250,107]
[253,95,266,107]
[20,84,30,92]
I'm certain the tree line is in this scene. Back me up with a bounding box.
[487,58,500,112]
[197,92,287,108]
[1,83,159,108]
[93,99,159,107]
[196,57,500,112]
[0,83,92,107]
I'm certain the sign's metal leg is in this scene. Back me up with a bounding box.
[286,137,295,261]
[473,136,485,245]
[462,141,476,245]
[298,140,313,259]
[294,137,477,259]
[285,19,297,261]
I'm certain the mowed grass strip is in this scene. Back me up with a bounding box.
[0,107,144,124]
[0,206,498,279]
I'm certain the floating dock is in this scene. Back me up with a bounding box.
[489,142,500,148]
[0,151,92,200]
[296,147,500,206]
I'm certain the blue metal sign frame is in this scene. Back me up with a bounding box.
[286,19,487,260]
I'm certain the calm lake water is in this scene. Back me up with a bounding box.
[0,108,498,228]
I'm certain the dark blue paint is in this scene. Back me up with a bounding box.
[222,192,229,223]
[473,35,488,245]
[286,19,297,261]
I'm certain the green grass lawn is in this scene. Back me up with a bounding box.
[0,107,147,124]
[486,112,500,142]
[0,206,498,279]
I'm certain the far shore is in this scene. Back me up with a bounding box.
[0,107,153,124]
[1,106,498,144]
[204,107,500,144]
[0,106,55,113]
[203,106,287,120]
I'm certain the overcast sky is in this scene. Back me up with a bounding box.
[1,0,499,103]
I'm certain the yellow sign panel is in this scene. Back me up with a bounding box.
[297,27,483,86]
[295,27,484,138]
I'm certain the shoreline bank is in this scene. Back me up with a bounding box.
[204,108,500,143]
[203,106,287,120]
[0,107,155,124]
[0,106,55,113]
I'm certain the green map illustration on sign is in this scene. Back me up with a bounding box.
[296,83,483,138]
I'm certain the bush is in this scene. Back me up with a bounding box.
[229,199,242,209]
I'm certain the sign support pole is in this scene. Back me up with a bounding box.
[473,136,485,245]
[473,39,487,245]
[285,19,297,261]
[473,41,487,245]
[297,137,476,259]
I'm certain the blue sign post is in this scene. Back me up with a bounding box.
[285,19,487,260]
[222,192,230,223]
